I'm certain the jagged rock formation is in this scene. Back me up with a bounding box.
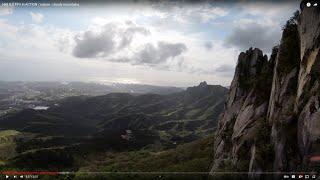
[296,1,320,170]
[268,14,301,172]
[212,48,274,173]
[212,1,320,174]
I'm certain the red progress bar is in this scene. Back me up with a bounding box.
[2,171,59,176]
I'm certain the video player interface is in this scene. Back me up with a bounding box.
[0,0,319,179]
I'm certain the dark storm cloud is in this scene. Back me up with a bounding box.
[224,22,281,53]
[72,22,150,58]
[134,41,187,65]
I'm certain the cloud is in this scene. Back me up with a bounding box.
[197,6,228,23]
[214,64,235,77]
[240,2,299,20]
[0,2,298,87]
[204,41,213,50]
[151,3,228,25]
[30,12,44,23]
[73,27,116,58]
[0,18,75,65]
[119,23,151,49]
[222,1,299,53]
[72,21,150,58]
[75,41,187,66]
[224,22,281,53]
[72,20,187,67]
[134,41,187,65]
[0,7,13,16]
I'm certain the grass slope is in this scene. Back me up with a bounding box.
[74,136,214,179]
[0,130,21,165]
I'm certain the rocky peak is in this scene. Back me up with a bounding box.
[186,81,220,97]
[238,48,266,74]
[227,47,269,108]
[237,47,267,81]
[199,81,208,88]
[211,47,273,173]
[186,81,208,93]
[212,1,320,176]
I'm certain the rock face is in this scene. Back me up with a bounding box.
[268,15,301,172]
[212,1,320,174]
[296,2,320,170]
[212,47,273,172]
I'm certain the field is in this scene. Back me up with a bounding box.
[0,130,21,165]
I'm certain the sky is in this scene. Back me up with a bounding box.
[0,1,299,87]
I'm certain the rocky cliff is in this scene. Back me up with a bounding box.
[296,1,320,170]
[212,47,274,173]
[212,1,320,174]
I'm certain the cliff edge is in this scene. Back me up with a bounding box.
[212,1,320,175]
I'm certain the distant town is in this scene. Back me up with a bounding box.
[0,81,183,117]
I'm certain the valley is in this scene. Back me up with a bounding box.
[0,82,227,178]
